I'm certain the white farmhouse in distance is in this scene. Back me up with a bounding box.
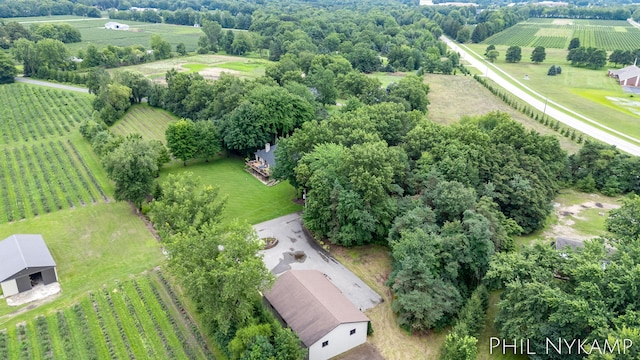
[104,22,129,30]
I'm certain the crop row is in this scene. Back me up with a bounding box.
[155,270,216,360]
[0,84,91,145]
[484,23,640,50]
[0,140,107,223]
[0,275,213,360]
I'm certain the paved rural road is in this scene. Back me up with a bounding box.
[14,77,90,93]
[441,36,640,156]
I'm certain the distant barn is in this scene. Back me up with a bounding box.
[104,22,130,30]
[0,234,58,297]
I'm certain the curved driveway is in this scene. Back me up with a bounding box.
[442,36,640,156]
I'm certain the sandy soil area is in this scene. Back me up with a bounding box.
[544,200,619,241]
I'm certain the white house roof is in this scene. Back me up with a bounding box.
[609,65,640,81]
[0,234,56,282]
[264,270,369,347]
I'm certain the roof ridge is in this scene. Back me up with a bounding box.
[12,235,28,269]
[292,271,341,326]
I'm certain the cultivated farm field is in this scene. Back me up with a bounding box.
[0,273,214,360]
[14,15,204,52]
[0,84,110,223]
[483,19,640,51]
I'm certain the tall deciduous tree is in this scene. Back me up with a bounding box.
[165,119,197,165]
[568,37,580,50]
[93,83,132,125]
[149,172,226,237]
[150,34,171,60]
[103,135,158,209]
[194,120,222,161]
[0,52,16,83]
[530,46,546,64]
[165,221,274,336]
[505,45,521,63]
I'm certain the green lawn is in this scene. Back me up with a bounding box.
[161,158,301,224]
[0,202,164,327]
[465,43,640,143]
[111,104,177,143]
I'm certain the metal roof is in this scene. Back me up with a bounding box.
[609,65,640,81]
[264,270,369,347]
[0,234,56,282]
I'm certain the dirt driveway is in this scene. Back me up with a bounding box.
[255,213,382,312]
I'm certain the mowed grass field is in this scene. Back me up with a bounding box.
[111,104,177,142]
[111,54,269,80]
[483,18,640,50]
[423,73,581,153]
[0,273,214,360]
[465,42,640,142]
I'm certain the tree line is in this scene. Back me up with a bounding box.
[108,8,252,29]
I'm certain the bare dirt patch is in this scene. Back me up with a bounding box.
[544,201,619,241]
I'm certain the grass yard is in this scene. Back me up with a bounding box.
[111,104,177,143]
[330,244,447,360]
[161,158,301,225]
[112,54,270,80]
[0,202,164,326]
[466,43,640,143]
[0,273,214,360]
[423,73,582,153]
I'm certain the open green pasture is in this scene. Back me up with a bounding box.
[0,273,214,360]
[113,54,269,80]
[13,15,203,53]
[483,19,640,51]
[161,158,301,224]
[0,84,111,224]
[111,104,177,143]
[466,43,640,143]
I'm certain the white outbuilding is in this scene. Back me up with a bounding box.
[104,22,130,30]
[0,234,58,297]
[264,270,370,360]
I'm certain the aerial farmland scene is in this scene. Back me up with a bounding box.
[0,0,639,359]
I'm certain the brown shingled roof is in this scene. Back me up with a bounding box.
[264,270,369,347]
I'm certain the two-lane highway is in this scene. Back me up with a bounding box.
[442,36,640,156]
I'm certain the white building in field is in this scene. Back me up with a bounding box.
[104,22,129,30]
[264,270,370,360]
[0,234,58,297]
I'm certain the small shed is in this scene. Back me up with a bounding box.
[0,234,58,297]
[264,270,370,360]
[104,22,130,30]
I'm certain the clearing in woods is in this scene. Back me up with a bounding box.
[111,104,177,143]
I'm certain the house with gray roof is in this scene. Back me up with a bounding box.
[246,143,278,184]
[0,234,58,297]
[264,270,370,360]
